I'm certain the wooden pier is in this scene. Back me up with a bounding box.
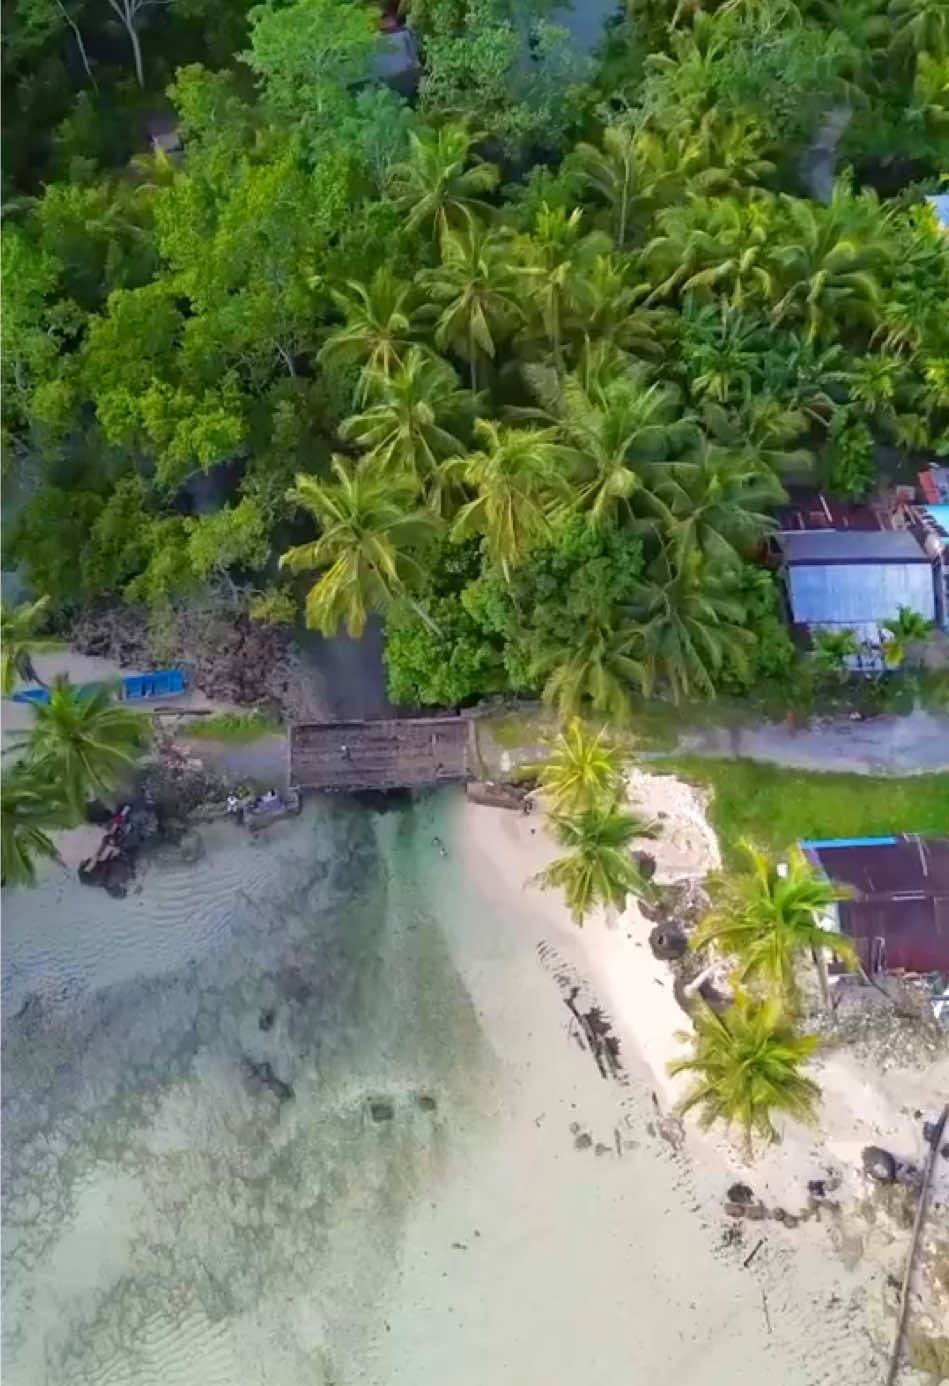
[288,716,473,792]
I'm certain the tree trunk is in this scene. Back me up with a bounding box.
[812,946,830,1012]
[123,13,145,87]
[53,0,97,88]
[469,324,478,393]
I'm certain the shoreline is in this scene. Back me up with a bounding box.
[449,775,949,1370]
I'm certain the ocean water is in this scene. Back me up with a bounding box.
[1,792,492,1385]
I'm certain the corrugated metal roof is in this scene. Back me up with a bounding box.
[806,837,949,973]
[787,561,935,624]
[782,530,928,564]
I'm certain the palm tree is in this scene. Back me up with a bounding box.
[572,123,649,248]
[692,842,856,1010]
[669,994,821,1152]
[702,398,814,478]
[280,460,441,637]
[625,554,754,701]
[569,255,665,360]
[319,271,422,403]
[644,197,777,309]
[1,595,51,695]
[443,419,572,579]
[24,677,150,818]
[771,188,889,343]
[339,348,473,503]
[1,765,72,887]
[655,440,783,569]
[516,204,612,369]
[385,123,499,243]
[530,719,627,814]
[537,622,646,725]
[881,605,932,668]
[523,345,692,527]
[418,224,523,391]
[812,626,860,679]
[534,799,656,925]
[889,0,949,60]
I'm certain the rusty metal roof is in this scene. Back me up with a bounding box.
[804,837,949,974]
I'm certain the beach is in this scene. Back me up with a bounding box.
[2,782,941,1384]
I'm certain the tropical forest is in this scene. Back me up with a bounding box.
[4,0,948,722]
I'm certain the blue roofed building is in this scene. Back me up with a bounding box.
[780,528,937,646]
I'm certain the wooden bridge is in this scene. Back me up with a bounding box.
[288,716,474,792]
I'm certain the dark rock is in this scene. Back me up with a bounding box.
[244,1058,293,1102]
[416,1094,437,1112]
[649,924,687,961]
[259,1009,276,1032]
[862,1145,897,1184]
[727,1182,755,1206]
[632,851,656,881]
[369,1099,395,1123]
[574,1132,593,1150]
[807,1179,827,1199]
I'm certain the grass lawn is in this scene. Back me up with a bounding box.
[667,757,949,866]
[182,711,282,743]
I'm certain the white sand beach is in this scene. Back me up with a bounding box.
[362,778,948,1386]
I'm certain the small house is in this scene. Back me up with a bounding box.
[779,528,936,642]
[802,836,949,975]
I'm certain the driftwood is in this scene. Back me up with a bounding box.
[885,1103,949,1386]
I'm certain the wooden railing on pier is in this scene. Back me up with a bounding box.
[289,716,473,792]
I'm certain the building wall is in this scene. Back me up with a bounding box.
[788,561,936,625]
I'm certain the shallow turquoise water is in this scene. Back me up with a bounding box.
[1,791,492,1385]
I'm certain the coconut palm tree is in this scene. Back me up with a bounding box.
[669,993,821,1152]
[319,271,422,403]
[418,224,523,391]
[569,255,665,360]
[536,622,646,725]
[702,398,814,478]
[530,718,627,814]
[770,190,889,343]
[625,553,754,701]
[812,626,860,679]
[23,678,150,818]
[644,197,778,309]
[655,440,783,569]
[516,204,612,369]
[889,0,949,60]
[572,122,649,248]
[1,765,72,887]
[1,594,51,695]
[385,123,500,243]
[692,842,856,1009]
[339,348,473,503]
[442,419,572,579]
[522,346,693,527]
[881,605,932,668]
[534,798,656,925]
[280,460,441,637]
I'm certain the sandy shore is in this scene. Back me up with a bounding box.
[366,773,949,1386]
[364,779,925,1386]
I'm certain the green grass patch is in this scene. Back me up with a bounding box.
[183,711,282,743]
[666,757,949,866]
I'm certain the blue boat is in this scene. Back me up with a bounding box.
[12,669,186,706]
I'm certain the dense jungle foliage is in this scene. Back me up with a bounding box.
[4,0,948,715]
